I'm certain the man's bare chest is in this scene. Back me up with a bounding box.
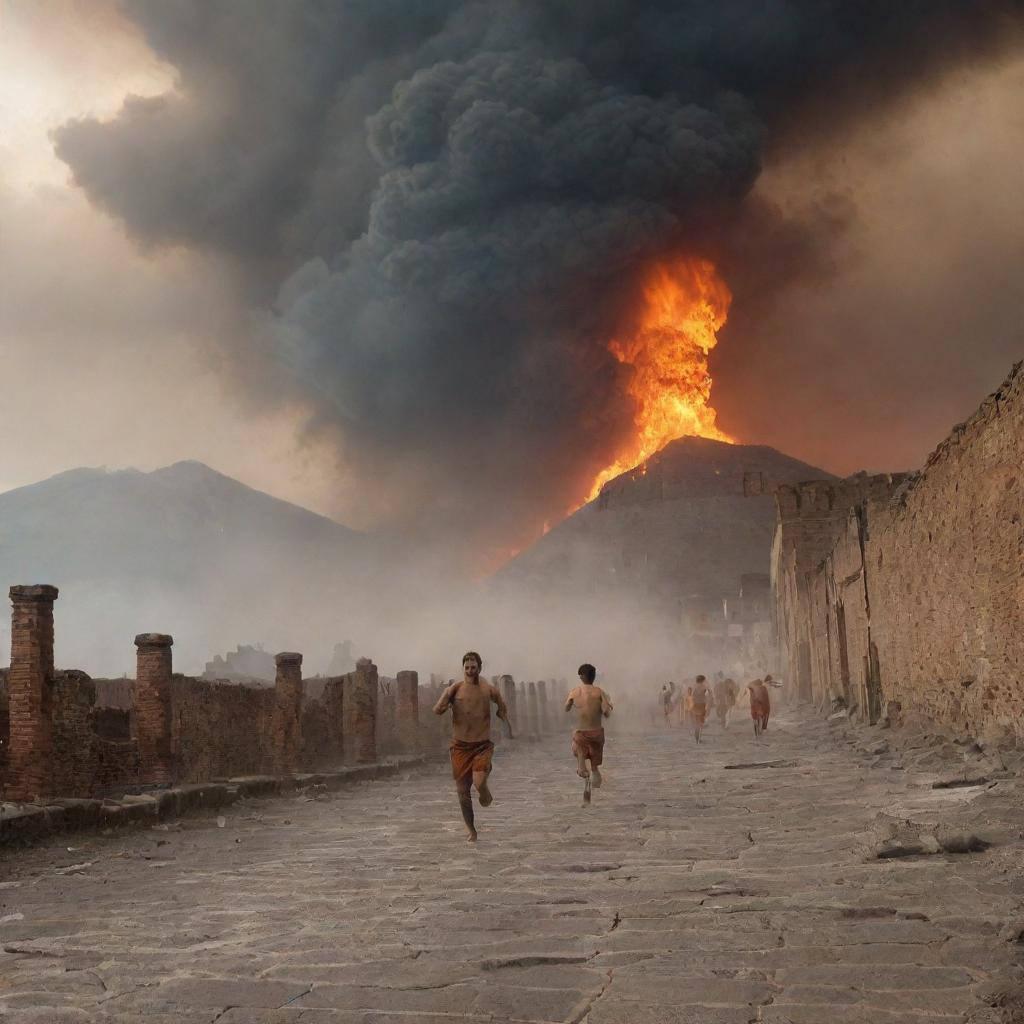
[453,688,490,716]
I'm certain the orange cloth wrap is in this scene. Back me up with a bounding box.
[449,739,494,782]
[571,728,605,767]
[750,700,770,721]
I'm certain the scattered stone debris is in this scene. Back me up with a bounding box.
[870,816,992,859]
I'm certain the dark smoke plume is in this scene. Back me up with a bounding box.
[55,0,1024,561]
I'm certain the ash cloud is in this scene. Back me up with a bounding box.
[54,0,1024,560]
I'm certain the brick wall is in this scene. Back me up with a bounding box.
[51,670,103,796]
[0,669,8,780]
[865,364,1024,742]
[775,363,1024,743]
[343,659,378,765]
[6,586,58,800]
[170,675,276,782]
[93,678,134,710]
[301,675,345,768]
[0,583,522,799]
[772,475,908,704]
[376,677,396,754]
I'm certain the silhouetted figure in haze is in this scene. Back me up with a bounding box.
[714,675,739,728]
[661,681,676,724]
[690,675,713,743]
[747,678,771,739]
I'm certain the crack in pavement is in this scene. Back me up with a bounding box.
[566,967,614,1024]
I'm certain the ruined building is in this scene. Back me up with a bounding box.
[202,644,276,684]
[773,362,1024,744]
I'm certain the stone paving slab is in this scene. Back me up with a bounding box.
[1,711,1023,1023]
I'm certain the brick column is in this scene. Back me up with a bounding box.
[433,681,449,751]
[395,670,419,754]
[527,682,541,741]
[7,585,58,801]
[383,678,399,753]
[134,632,174,785]
[273,652,303,774]
[501,675,517,732]
[345,658,378,764]
[537,680,550,735]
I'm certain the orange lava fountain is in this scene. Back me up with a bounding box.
[583,257,733,503]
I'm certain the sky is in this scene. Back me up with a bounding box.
[1,0,1022,563]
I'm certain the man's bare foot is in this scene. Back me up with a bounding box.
[478,781,493,807]
[591,766,602,788]
[466,829,478,842]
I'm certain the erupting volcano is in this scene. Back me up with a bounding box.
[584,258,733,504]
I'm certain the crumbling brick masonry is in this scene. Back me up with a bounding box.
[774,362,1024,743]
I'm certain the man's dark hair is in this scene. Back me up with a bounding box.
[696,674,706,683]
[462,651,482,668]
[578,663,596,684]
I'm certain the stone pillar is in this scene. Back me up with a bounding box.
[345,657,378,764]
[395,670,419,754]
[527,682,541,741]
[376,677,396,755]
[7,585,58,801]
[431,681,446,751]
[273,652,303,775]
[555,679,568,729]
[537,680,550,736]
[134,631,174,786]
[500,675,517,732]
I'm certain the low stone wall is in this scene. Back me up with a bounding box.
[1,758,423,849]
[301,676,345,768]
[93,678,134,710]
[0,581,567,800]
[774,362,1024,744]
[0,670,8,781]
[171,675,276,783]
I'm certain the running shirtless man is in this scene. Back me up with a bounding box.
[433,651,513,842]
[565,663,613,799]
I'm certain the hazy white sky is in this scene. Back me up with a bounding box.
[0,0,346,516]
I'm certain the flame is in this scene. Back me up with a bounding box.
[584,257,733,503]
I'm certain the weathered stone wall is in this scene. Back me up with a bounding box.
[0,669,8,780]
[0,582,523,798]
[772,475,908,703]
[776,363,1024,742]
[6,586,58,800]
[51,670,104,797]
[93,678,134,710]
[301,676,345,768]
[865,365,1024,742]
[343,659,378,765]
[170,675,275,783]
[376,676,396,755]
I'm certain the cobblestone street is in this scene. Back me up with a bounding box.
[2,709,1023,1023]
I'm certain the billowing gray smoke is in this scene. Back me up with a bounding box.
[55,0,1023,562]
